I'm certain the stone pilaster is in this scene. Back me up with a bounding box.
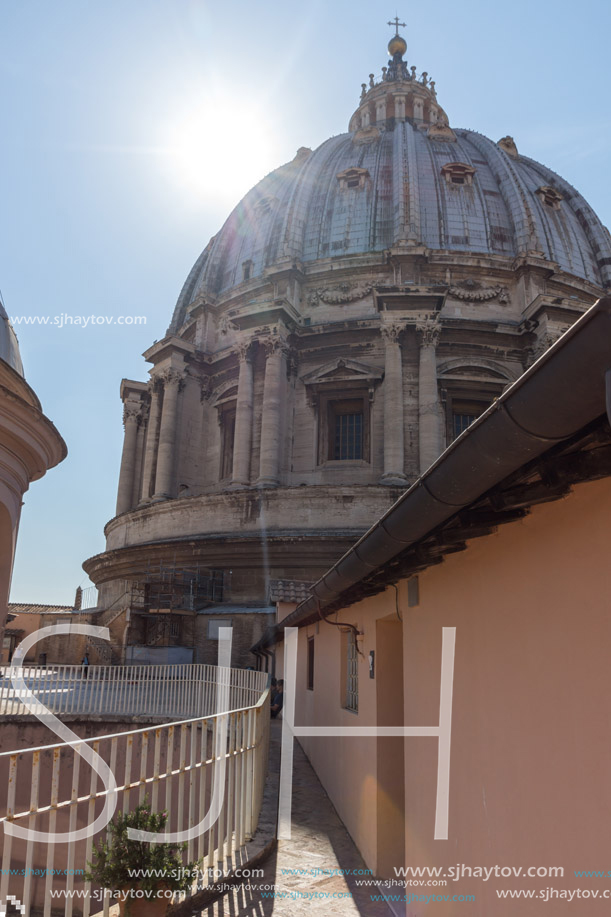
[257,335,289,487]
[152,369,184,500]
[231,340,254,487]
[116,400,144,515]
[416,318,442,474]
[380,322,407,484]
[139,378,162,503]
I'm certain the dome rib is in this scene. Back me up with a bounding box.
[520,156,611,286]
[169,119,610,331]
[463,132,536,254]
[402,121,419,245]
[279,137,340,262]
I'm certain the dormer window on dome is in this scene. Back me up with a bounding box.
[536,186,563,210]
[337,168,370,191]
[441,162,476,186]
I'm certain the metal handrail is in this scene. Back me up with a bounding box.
[0,670,271,917]
[0,663,267,719]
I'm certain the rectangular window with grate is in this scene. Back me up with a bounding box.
[452,411,479,440]
[318,395,369,465]
[307,637,315,691]
[342,630,358,712]
[334,410,363,460]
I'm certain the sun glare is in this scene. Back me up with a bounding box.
[162,92,280,210]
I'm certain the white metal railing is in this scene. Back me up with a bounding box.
[0,664,266,719]
[0,682,271,917]
[79,586,99,610]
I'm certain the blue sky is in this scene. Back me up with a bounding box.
[3,0,610,604]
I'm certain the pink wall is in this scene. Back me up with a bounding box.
[290,477,611,915]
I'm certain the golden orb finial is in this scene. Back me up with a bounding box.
[388,34,407,57]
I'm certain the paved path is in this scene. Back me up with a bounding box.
[194,723,394,917]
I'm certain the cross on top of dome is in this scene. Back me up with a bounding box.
[387,16,407,33]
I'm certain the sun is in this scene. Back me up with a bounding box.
[161,90,280,211]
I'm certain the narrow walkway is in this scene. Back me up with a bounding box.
[197,722,393,917]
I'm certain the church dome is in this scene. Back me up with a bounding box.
[170,43,611,332]
[87,26,611,667]
[0,300,24,376]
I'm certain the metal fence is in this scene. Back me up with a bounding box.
[79,586,99,611]
[0,664,266,719]
[0,674,270,916]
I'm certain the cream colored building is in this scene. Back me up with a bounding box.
[264,298,611,915]
[83,29,611,665]
[0,303,66,649]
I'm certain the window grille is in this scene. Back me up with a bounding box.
[452,411,479,440]
[334,412,363,460]
[345,631,358,712]
[307,637,315,691]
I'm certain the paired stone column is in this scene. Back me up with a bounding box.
[231,340,254,487]
[380,322,407,484]
[416,318,442,474]
[116,399,144,515]
[258,336,288,486]
[152,369,184,500]
[139,378,161,503]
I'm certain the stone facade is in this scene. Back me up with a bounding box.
[83,29,611,666]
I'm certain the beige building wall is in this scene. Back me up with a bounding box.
[291,476,611,915]
[0,610,91,665]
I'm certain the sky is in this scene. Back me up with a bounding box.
[3,0,611,605]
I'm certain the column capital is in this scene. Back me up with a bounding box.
[147,375,163,395]
[416,317,442,347]
[260,334,290,359]
[122,400,145,428]
[380,321,404,345]
[158,368,186,389]
[236,337,255,362]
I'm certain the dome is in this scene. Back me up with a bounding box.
[0,301,24,376]
[171,80,611,332]
[88,27,611,667]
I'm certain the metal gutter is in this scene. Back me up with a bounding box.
[280,296,611,630]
